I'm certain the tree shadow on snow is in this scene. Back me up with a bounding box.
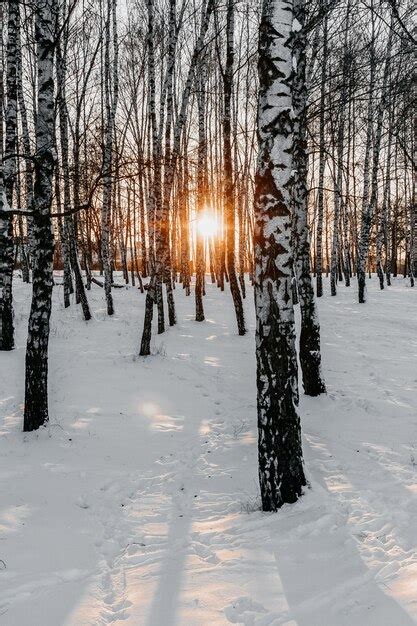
[268,438,416,626]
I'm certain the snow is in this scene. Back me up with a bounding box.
[0,274,416,625]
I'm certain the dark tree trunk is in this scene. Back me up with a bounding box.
[223,0,245,336]
[0,0,19,351]
[24,0,56,431]
[56,14,91,321]
[195,68,207,322]
[315,5,328,299]
[292,0,326,397]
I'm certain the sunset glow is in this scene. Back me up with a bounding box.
[197,212,219,238]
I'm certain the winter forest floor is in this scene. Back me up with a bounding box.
[0,274,416,626]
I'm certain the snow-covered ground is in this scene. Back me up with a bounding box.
[0,274,416,626]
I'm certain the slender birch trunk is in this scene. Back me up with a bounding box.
[0,0,19,351]
[56,8,91,320]
[357,11,393,302]
[223,0,245,335]
[140,0,214,355]
[138,164,148,278]
[180,150,191,295]
[23,0,56,431]
[195,68,207,322]
[377,116,393,290]
[356,4,375,303]
[140,0,164,354]
[55,15,74,308]
[101,0,117,315]
[342,64,354,287]
[161,0,178,328]
[16,9,34,273]
[0,27,8,349]
[292,0,326,396]
[411,113,417,280]
[315,6,328,298]
[16,162,29,282]
[330,2,350,297]
[382,129,393,287]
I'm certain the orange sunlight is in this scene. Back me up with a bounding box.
[197,212,219,238]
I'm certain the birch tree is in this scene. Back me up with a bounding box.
[140,0,215,356]
[0,0,19,351]
[101,0,118,316]
[56,4,91,321]
[330,2,351,297]
[223,0,246,336]
[16,2,34,273]
[24,0,56,431]
[292,0,326,396]
[195,66,207,322]
[254,0,306,511]
[315,6,328,298]
[356,4,376,303]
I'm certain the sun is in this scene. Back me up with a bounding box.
[197,212,218,238]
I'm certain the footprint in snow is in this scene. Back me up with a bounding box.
[224,596,268,624]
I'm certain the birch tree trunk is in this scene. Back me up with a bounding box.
[56,6,91,320]
[356,4,375,303]
[23,0,56,431]
[255,0,306,511]
[195,68,207,322]
[0,0,19,351]
[140,0,214,355]
[357,11,393,302]
[0,27,9,349]
[292,0,326,396]
[179,151,191,295]
[330,2,350,297]
[342,65,354,288]
[16,163,29,282]
[377,110,393,290]
[223,0,245,336]
[55,13,73,308]
[411,114,416,280]
[139,0,164,354]
[101,0,117,316]
[381,122,393,286]
[16,9,34,273]
[161,0,178,329]
[315,7,327,298]
[54,149,72,307]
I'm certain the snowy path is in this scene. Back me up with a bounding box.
[0,275,416,625]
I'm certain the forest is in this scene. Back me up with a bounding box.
[0,0,416,624]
